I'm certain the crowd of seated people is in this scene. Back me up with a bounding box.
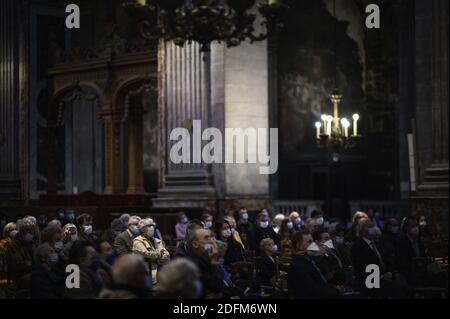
[0,208,448,299]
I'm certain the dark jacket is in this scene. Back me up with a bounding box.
[248,225,280,255]
[350,238,384,282]
[113,230,134,255]
[379,232,399,272]
[98,284,152,299]
[288,254,340,299]
[256,254,277,285]
[31,265,65,299]
[395,234,426,283]
[78,231,98,248]
[64,267,105,299]
[187,250,224,297]
[6,238,34,285]
[224,239,248,266]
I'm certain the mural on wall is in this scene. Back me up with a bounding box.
[278,0,365,155]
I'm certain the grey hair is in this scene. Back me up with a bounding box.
[119,214,130,222]
[62,223,77,235]
[17,216,36,232]
[154,259,199,295]
[112,254,147,285]
[186,227,201,248]
[34,243,54,265]
[356,217,372,237]
[128,215,141,226]
[137,218,153,231]
[289,211,300,219]
[25,216,37,224]
[48,219,62,228]
[41,224,62,243]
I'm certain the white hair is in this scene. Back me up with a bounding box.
[17,216,36,232]
[274,214,286,221]
[128,216,141,226]
[137,218,153,231]
[48,219,62,228]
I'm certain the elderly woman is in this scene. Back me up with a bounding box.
[31,243,65,298]
[132,218,170,284]
[0,222,17,277]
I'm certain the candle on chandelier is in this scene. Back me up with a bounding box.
[315,122,322,139]
[136,0,146,5]
[352,114,359,136]
[268,0,278,5]
[341,118,350,138]
[326,116,333,135]
[321,114,327,135]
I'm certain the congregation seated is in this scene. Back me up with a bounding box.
[0,208,447,299]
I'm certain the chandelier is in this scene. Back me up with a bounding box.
[315,88,360,153]
[314,0,361,155]
[124,0,288,53]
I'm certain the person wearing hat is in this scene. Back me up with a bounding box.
[247,211,280,255]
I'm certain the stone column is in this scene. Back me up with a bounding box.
[0,0,21,199]
[153,42,216,209]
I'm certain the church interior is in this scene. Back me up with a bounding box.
[0,0,448,300]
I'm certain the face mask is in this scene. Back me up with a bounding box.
[70,234,78,242]
[294,218,301,225]
[145,275,153,289]
[316,217,324,226]
[335,236,344,246]
[10,230,19,238]
[307,242,320,252]
[287,222,294,230]
[83,225,93,235]
[259,221,269,229]
[131,226,140,237]
[181,217,188,224]
[241,213,249,221]
[410,226,420,236]
[222,229,232,238]
[389,226,399,234]
[147,226,155,237]
[90,255,102,271]
[323,239,334,250]
[67,213,75,222]
[367,227,378,240]
[272,244,278,253]
[419,221,427,228]
[194,280,203,298]
[49,253,59,265]
[24,233,34,243]
[58,213,65,220]
[54,241,64,252]
[204,221,212,229]
[106,251,117,265]
[203,243,213,254]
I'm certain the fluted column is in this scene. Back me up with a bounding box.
[101,110,123,194]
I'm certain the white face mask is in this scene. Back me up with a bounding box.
[323,239,334,250]
[316,217,324,226]
[70,234,78,242]
[147,226,155,237]
[259,221,269,229]
[307,242,320,252]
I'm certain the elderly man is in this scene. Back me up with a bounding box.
[248,211,280,255]
[272,214,286,234]
[99,253,152,299]
[133,218,170,284]
[305,218,318,233]
[187,228,224,298]
[289,211,303,231]
[154,258,202,299]
[114,215,141,255]
[6,216,38,287]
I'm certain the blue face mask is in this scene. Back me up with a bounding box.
[49,253,59,265]
[367,227,378,239]
[335,236,345,245]
[106,251,117,266]
[145,275,153,289]
[67,213,75,222]
[90,255,102,271]
[272,244,278,253]
[24,233,34,243]
[287,222,294,230]
[181,217,188,224]
[131,226,140,237]
[203,243,213,254]
[193,280,203,298]
[83,225,93,235]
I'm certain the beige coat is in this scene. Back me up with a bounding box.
[132,235,170,283]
